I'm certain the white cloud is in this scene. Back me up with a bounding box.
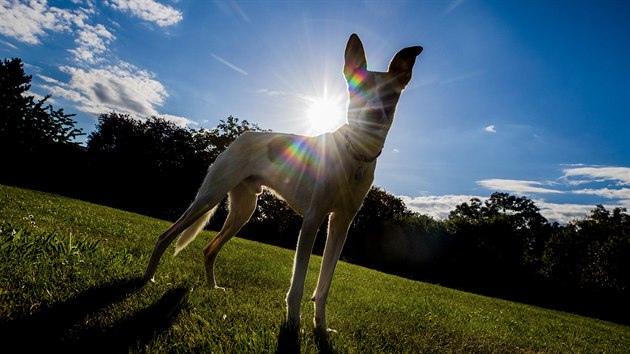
[400,194,485,220]
[402,165,630,225]
[484,124,496,133]
[0,0,84,44]
[0,0,109,64]
[533,200,600,224]
[477,179,563,195]
[561,166,630,186]
[572,188,630,200]
[40,61,194,126]
[400,193,625,225]
[161,113,198,127]
[107,0,183,27]
[1,1,192,127]
[40,82,87,104]
[37,74,62,84]
[68,23,115,64]
[59,63,167,116]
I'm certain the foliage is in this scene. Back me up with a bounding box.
[0,58,82,151]
[445,192,554,285]
[351,186,411,229]
[84,113,265,220]
[194,115,267,162]
[541,205,630,293]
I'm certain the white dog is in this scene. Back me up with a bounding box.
[143,33,422,332]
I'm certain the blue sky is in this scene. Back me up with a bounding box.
[1,0,629,223]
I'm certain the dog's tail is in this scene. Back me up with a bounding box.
[174,205,217,255]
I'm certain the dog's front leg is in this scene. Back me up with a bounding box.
[286,212,327,328]
[312,211,353,332]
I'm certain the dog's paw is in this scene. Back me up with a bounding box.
[315,326,337,335]
[212,285,228,292]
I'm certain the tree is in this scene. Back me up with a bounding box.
[85,113,268,221]
[194,115,267,162]
[1,58,85,194]
[445,193,552,288]
[351,186,411,230]
[541,205,630,293]
[343,187,413,263]
[0,58,82,152]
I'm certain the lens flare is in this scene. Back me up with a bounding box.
[305,97,345,134]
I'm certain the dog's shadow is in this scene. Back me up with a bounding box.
[275,320,338,354]
[0,277,188,353]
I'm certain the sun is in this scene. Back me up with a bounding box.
[305,96,345,134]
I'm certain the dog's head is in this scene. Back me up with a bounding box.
[343,34,422,133]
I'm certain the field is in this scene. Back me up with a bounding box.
[1,184,628,353]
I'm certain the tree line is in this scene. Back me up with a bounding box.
[2,58,628,324]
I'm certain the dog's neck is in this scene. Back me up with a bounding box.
[341,125,383,163]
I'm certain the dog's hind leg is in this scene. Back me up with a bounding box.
[143,187,229,282]
[203,178,260,289]
[312,211,353,332]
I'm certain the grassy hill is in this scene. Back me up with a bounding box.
[1,184,628,353]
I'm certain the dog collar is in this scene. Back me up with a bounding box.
[344,132,382,163]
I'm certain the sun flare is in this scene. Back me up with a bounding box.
[305,96,345,134]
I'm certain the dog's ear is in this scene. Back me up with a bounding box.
[344,33,367,81]
[388,46,423,88]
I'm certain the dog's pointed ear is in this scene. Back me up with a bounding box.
[388,46,423,88]
[344,33,367,81]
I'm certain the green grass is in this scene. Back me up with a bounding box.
[1,184,628,353]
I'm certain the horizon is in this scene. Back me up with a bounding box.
[1,0,628,224]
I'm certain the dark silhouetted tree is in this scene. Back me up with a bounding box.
[1,58,84,193]
[87,113,206,218]
[86,113,267,221]
[446,192,552,289]
[0,58,82,152]
[542,205,630,294]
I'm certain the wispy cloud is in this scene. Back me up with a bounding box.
[441,69,485,85]
[0,39,18,50]
[211,53,248,76]
[213,0,251,23]
[484,124,496,133]
[106,0,183,27]
[443,0,464,15]
[477,179,563,194]
[561,166,630,186]
[256,88,311,101]
[572,188,630,200]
